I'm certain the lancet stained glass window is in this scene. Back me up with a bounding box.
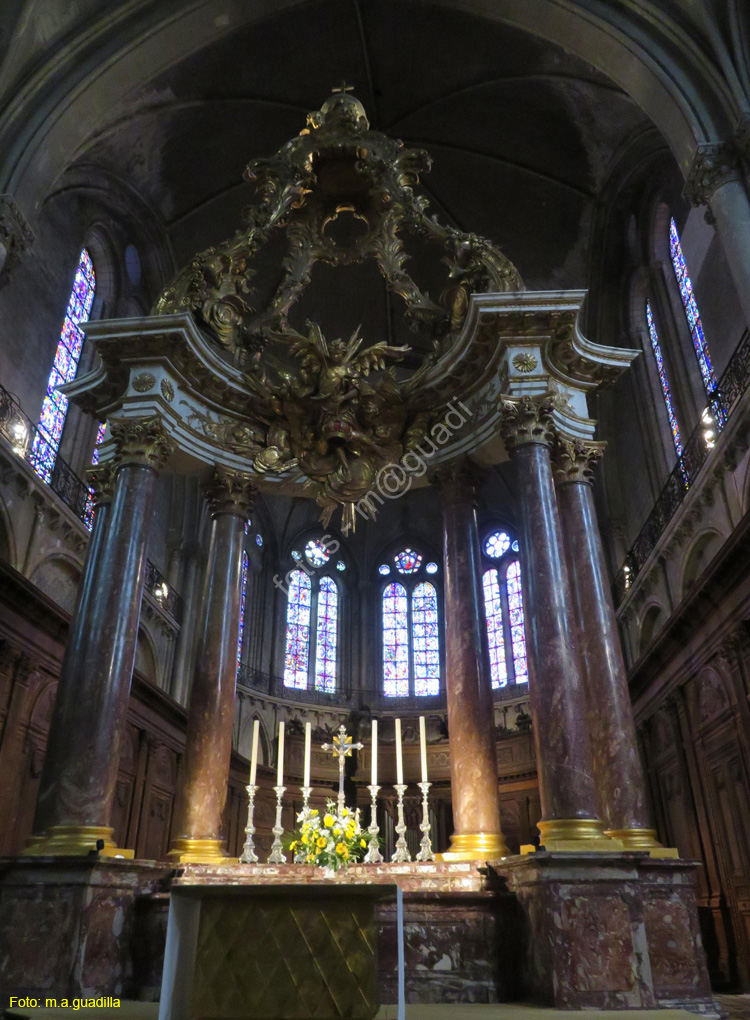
[237,551,249,673]
[646,301,683,458]
[283,570,311,689]
[30,249,96,482]
[482,568,508,687]
[669,218,725,424]
[314,576,338,692]
[412,582,440,696]
[506,561,528,683]
[383,582,410,697]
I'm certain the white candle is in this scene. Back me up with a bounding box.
[276,720,285,787]
[395,717,403,786]
[371,719,378,786]
[249,719,259,786]
[303,721,311,788]
[419,716,428,783]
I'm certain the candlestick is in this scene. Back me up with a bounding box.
[419,716,428,783]
[296,785,313,863]
[239,784,259,864]
[249,719,259,787]
[392,783,411,862]
[415,781,434,861]
[268,785,287,864]
[371,719,378,787]
[395,718,403,786]
[303,721,311,789]
[364,784,384,863]
[276,720,285,787]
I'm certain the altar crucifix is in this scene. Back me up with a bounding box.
[322,725,363,815]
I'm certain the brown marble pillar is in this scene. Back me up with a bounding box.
[28,417,173,855]
[553,439,672,854]
[433,459,508,860]
[169,468,255,863]
[500,398,617,851]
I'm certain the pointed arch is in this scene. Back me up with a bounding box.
[506,560,528,683]
[412,582,440,696]
[283,569,311,689]
[383,582,409,697]
[482,567,509,688]
[314,575,338,693]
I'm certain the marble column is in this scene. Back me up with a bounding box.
[169,468,255,863]
[500,398,618,851]
[553,439,672,855]
[433,459,508,860]
[28,417,173,855]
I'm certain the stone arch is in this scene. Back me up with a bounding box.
[28,555,83,615]
[681,529,723,595]
[134,626,158,685]
[0,0,734,223]
[639,602,665,656]
[691,664,732,728]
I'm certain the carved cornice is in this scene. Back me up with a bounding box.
[204,467,256,519]
[429,456,484,506]
[84,461,117,506]
[551,438,604,486]
[683,143,743,207]
[499,395,556,450]
[0,195,33,281]
[110,415,174,470]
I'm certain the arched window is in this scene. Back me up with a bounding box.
[30,249,96,482]
[236,550,249,675]
[380,548,441,697]
[481,529,528,687]
[282,563,340,692]
[645,300,683,460]
[668,217,725,426]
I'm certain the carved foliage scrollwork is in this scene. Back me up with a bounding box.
[551,437,604,486]
[110,415,174,471]
[499,395,556,450]
[204,467,256,520]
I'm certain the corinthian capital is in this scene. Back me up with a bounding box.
[552,438,605,486]
[110,415,174,470]
[683,143,742,207]
[430,456,484,507]
[204,467,256,519]
[0,195,33,283]
[500,396,555,451]
[84,461,117,505]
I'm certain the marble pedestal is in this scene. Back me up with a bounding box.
[499,852,716,1013]
[0,857,170,1000]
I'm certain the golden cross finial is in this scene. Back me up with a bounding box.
[332,80,354,95]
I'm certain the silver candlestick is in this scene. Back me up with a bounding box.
[391,783,411,862]
[268,785,287,864]
[295,785,313,863]
[415,781,434,862]
[364,784,384,863]
[239,784,259,863]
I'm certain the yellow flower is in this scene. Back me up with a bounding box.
[346,825,355,839]
[323,814,335,827]
[307,855,314,863]
[317,836,327,849]
[310,809,319,816]
[335,843,346,855]
[342,808,349,817]
[333,827,341,837]
[301,834,309,845]
[360,839,366,847]
[290,841,298,851]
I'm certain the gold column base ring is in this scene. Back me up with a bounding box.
[168,837,232,864]
[435,831,509,861]
[21,825,134,858]
[606,827,680,858]
[536,818,625,852]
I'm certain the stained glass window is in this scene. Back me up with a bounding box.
[336,560,346,571]
[237,551,249,673]
[283,570,311,689]
[291,550,302,562]
[90,421,107,466]
[425,562,438,574]
[383,582,410,697]
[256,533,263,547]
[30,249,96,483]
[506,561,528,683]
[484,531,511,559]
[379,564,391,576]
[314,576,338,692]
[412,582,440,696]
[646,301,683,459]
[394,548,422,574]
[482,568,508,688]
[669,218,725,425]
[305,538,329,566]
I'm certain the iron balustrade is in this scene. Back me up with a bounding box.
[614,328,750,606]
[0,380,185,623]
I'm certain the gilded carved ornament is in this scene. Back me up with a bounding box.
[204,467,256,519]
[110,415,174,470]
[551,438,604,486]
[683,143,743,207]
[499,396,556,450]
[85,461,117,505]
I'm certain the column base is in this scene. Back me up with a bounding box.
[606,827,680,858]
[20,825,134,858]
[435,831,509,861]
[535,818,624,852]
[168,837,232,864]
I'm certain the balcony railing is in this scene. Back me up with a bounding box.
[614,328,750,606]
[237,664,529,711]
[0,381,184,623]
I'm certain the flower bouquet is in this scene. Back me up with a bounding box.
[284,799,380,871]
